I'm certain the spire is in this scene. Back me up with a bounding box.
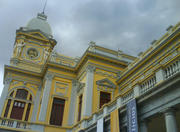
[42,0,48,14]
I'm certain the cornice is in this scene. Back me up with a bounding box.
[4,65,42,78]
[117,27,180,84]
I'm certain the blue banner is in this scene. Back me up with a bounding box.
[127,99,138,132]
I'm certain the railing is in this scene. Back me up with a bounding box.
[164,60,180,79]
[140,75,156,94]
[0,118,30,130]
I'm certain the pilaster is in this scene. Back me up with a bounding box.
[155,68,164,84]
[0,76,12,116]
[38,73,54,122]
[82,65,95,118]
[31,87,41,122]
[134,84,140,98]
[68,79,78,125]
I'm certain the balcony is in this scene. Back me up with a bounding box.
[0,117,30,130]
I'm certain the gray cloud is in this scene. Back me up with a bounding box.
[0,0,179,94]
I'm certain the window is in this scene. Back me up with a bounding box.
[4,89,32,121]
[10,101,25,120]
[4,99,11,117]
[50,98,65,126]
[100,91,111,108]
[25,103,31,121]
[77,95,83,121]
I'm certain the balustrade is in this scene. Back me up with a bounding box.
[140,76,156,94]
[164,60,180,79]
[0,118,30,130]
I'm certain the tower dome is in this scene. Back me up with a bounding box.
[26,13,52,36]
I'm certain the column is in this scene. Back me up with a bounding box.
[38,73,53,122]
[139,120,148,132]
[0,76,12,116]
[68,80,78,125]
[31,88,41,122]
[164,108,178,132]
[82,65,95,117]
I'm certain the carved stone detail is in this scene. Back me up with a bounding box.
[50,51,57,62]
[14,40,25,57]
[45,73,54,81]
[4,76,12,84]
[77,82,85,93]
[86,65,96,73]
[72,79,79,87]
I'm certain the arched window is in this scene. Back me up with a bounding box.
[4,89,33,121]
[15,89,28,99]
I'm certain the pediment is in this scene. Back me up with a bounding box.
[96,78,116,89]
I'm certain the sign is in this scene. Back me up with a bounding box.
[127,99,138,132]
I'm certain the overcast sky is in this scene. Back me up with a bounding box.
[0,0,179,95]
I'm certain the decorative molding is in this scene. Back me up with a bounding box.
[54,81,69,96]
[95,71,117,79]
[160,50,179,65]
[96,78,116,89]
[11,80,19,86]
[51,94,68,101]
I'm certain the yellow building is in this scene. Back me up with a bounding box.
[0,12,180,132]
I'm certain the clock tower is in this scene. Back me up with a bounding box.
[10,12,57,73]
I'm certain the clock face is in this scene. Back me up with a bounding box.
[27,48,39,59]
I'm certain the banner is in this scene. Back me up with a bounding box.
[97,118,104,132]
[110,109,120,132]
[127,99,138,132]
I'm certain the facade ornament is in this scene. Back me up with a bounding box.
[23,81,27,86]
[86,65,96,73]
[11,58,19,66]
[117,71,121,78]
[14,40,25,57]
[44,48,49,61]
[88,41,96,52]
